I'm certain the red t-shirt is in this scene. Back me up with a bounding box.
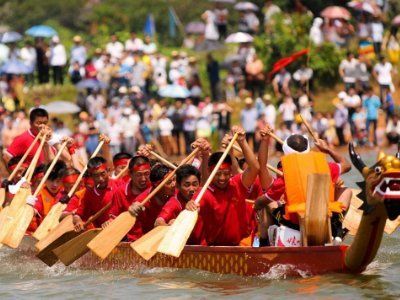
[191,173,251,246]
[76,179,125,228]
[6,130,53,164]
[64,188,86,213]
[157,192,186,224]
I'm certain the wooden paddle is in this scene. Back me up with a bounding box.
[150,151,177,169]
[0,133,47,244]
[33,140,105,241]
[265,131,284,145]
[157,133,239,257]
[36,202,111,266]
[3,139,68,248]
[300,114,318,142]
[131,225,169,260]
[87,148,200,260]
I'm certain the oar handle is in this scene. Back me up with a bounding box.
[26,133,47,183]
[150,151,177,170]
[233,144,282,176]
[84,201,112,227]
[300,114,318,142]
[193,133,238,205]
[141,148,200,206]
[8,131,43,181]
[67,140,105,198]
[266,131,284,145]
[33,141,68,197]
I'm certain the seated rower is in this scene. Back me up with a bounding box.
[155,164,201,226]
[255,128,352,245]
[2,156,29,206]
[60,168,86,218]
[72,157,126,231]
[126,164,176,241]
[186,126,260,246]
[111,152,132,183]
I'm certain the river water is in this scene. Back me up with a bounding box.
[0,151,399,299]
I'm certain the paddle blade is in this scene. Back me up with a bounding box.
[53,228,102,266]
[87,211,136,260]
[32,203,66,240]
[35,215,75,252]
[3,205,34,248]
[157,210,198,257]
[0,187,5,208]
[131,226,169,261]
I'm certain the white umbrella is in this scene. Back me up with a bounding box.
[44,101,81,114]
[225,32,254,43]
[234,1,258,11]
[158,84,191,98]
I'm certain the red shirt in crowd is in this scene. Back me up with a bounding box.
[157,192,186,224]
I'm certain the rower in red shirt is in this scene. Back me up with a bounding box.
[186,126,260,246]
[4,108,55,165]
[155,164,201,226]
[72,156,126,231]
[60,168,86,217]
[111,152,132,184]
[126,164,176,241]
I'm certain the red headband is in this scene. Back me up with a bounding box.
[209,162,231,172]
[132,163,151,172]
[63,174,79,184]
[88,163,107,173]
[9,162,29,171]
[114,158,130,168]
[33,171,45,179]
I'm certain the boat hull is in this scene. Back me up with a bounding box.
[76,243,349,276]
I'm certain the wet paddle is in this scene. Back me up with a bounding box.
[157,133,239,257]
[3,139,68,248]
[131,225,169,260]
[87,148,200,260]
[33,140,105,241]
[36,202,111,266]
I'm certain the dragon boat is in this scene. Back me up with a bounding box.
[16,145,400,277]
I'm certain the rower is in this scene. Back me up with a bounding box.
[72,157,126,232]
[60,168,86,217]
[155,164,201,226]
[255,128,353,245]
[186,126,260,246]
[111,152,132,183]
[2,156,29,206]
[126,164,176,241]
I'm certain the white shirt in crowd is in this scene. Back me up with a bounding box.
[278,101,297,121]
[125,37,144,52]
[158,117,174,136]
[106,41,124,59]
[264,104,276,129]
[371,22,384,43]
[20,46,36,70]
[373,62,393,86]
[339,58,359,84]
[183,104,199,132]
[120,112,141,138]
[107,121,123,146]
[343,94,361,108]
[50,44,67,66]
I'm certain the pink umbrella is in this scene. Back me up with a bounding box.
[392,15,400,27]
[347,1,381,16]
[321,6,351,20]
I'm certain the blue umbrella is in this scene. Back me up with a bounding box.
[1,60,32,74]
[75,79,108,90]
[25,25,57,38]
[158,84,191,98]
[0,31,22,43]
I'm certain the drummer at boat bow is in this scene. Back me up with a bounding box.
[255,127,353,245]
[186,126,260,246]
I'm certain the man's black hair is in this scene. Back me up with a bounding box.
[208,152,232,167]
[286,134,308,152]
[29,108,48,123]
[7,156,23,169]
[47,161,67,181]
[60,167,80,178]
[113,152,132,162]
[129,155,150,169]
[176,164,200,185]
[87,156,107,170]
[150,164,172,183]
[33,164,46,177]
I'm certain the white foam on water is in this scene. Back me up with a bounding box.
[258,264,311,280]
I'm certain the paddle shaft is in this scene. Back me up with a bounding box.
[8,131,42,181]
[26,134,47,183]
[232,144,283,176]
[33,141,68,197]
[140,148,199,207]
[266,132,284,145]
[67,141,105,198]
[150,151,177,170]
[193,133,238,205]
[84,201,111,227]
[300,114,318,142]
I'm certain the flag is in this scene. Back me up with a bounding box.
[168,7,177,38]
[144,14,156,37]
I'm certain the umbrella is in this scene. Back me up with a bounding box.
[320,6,351,20]
[1,60,32,74]
[269,49,309,76]
[44,101,81,114]
[0,31,22,43]
[185,22,206,34]
[158,84,191,98]
[25,25,57,38]
[347,1,381,15]
[234,1,258,11]
[392,15,400,27]
[75,79,108,90]
[209,0,236,3]
[225,32,254,43]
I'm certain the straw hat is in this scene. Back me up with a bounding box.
[244,97,253,105]
[263,94,272,102]
[118,86,128,94]
[73,35,82,43]
[171,50,179,57]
